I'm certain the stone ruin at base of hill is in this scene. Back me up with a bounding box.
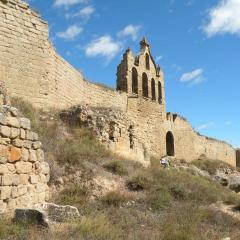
[0,87,50,215]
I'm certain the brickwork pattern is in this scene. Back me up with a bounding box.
[0,104,49,214]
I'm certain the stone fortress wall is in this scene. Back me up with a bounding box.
[0,0,127,111]
[0,88,49,215]
[0,0,237,166]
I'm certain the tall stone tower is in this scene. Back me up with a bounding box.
[116,38,165,113]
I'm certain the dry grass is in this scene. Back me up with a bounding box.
[101,190,132,207]
[191,159,235,175]
[128,167,240,210]
[55,185,90,207]
[7,97,240,240]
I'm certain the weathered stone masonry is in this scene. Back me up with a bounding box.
[0,0,237,166]
[0,102,49,214]
[0,0,127,110]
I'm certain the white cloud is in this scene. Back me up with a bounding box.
[156,56,163,62]
[118,24,142,41]
[57,25,83,40]
[65,5,95,19]
[180,68,204,84]
[203,0,240,37]
[197,122,214,130]
[85,35,121,61]
[54,0,88,8]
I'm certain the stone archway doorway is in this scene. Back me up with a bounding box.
[166,131,175,156]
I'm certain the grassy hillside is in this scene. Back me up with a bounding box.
[1,98,240,240]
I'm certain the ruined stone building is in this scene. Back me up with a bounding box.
[0,0,237,166]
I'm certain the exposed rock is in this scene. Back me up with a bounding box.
[35,203,81,223]
[14,209,48,227]
[14,203,81,228]
[214,172,229,186]
[228,176,240,192]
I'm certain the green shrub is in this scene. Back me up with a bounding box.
[103,160,128,176]
[101,191,131,207]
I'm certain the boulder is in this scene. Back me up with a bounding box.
[228,176,240,192]
[14,209,48,227]
[35,202,81,222]
[214,173,229,186]
[14,203,81,227]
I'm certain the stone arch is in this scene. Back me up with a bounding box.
[151,78,156,100]
[145,53,150,70]
[132,67,138,94]
[142,73,148,98]
[166,131,175,156]
[158,81,162,103]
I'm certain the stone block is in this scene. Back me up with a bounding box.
[29,149,37,162]
[37,149,44,162]
[10,127,20,139]
[0,164,9,174]
[20,118,31,130]
[0,138,10,145]
[7,198,16,209]
[0,157,7,164]
[0,113,7,125]
[0,125,10,137]
[1,174,13,186]
[36,202,81,223]
[36,162,49,175]
[21,148,29,161]
[20,129,26,139]
[35,183,47,193]
[0,186,11,200]
[19,174,29,185]
[0,145,9,159]
[12,185,28,198]
[11,187,18,198]
[12,139,24,148]
[29,174,38,184]
[6,117,20,128]
[27,184,35,194]
[12,174,20,186]
[9,146,22,162]
[14,209,48,227]
[23,140,32,149]
[32,141,41,150]
[39,173,48,183]
[26,130,34,140]
[18,185,28,197]
[15,162,32,174]
[6,163,16,173]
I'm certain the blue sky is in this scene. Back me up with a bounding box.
[27,0,240,147]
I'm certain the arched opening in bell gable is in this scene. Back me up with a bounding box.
[145,53,150,70]
[158,81,162,104]
[142,73,148,98]
[132,67,138,94]
[151,78,156,100]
